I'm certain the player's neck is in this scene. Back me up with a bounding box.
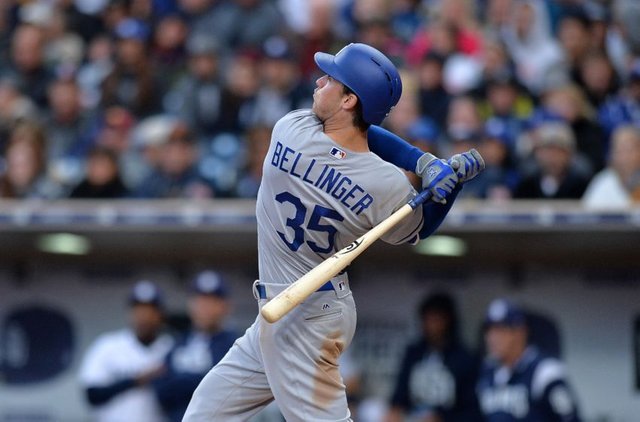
[323,121,368,152]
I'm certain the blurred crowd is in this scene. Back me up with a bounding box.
[1,0,640,206]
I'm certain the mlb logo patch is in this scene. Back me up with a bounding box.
[329,147,347,160]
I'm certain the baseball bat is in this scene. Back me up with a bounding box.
[260,189,432,323]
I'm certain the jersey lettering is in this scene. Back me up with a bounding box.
[275,191,345,254]
[480,385,529,418]
[271,141,373,215]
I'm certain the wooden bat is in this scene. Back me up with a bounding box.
[260,189,432,323]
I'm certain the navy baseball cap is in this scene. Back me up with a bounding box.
[129,280,164,307]
[484,298,526,328]
[191,270,228,298]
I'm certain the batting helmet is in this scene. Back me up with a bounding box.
[314,43,402,126]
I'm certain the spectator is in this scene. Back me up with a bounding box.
[583,125,640,208]
[442,95,483,156]
[0,120,62,199]
[0,77,38,151]
[76,35,115,110]
[468,118,519,200]
[557,8,595,87]
[69,145,128,198]
[250,36,313,127]
[476,37,519,94]
[500,0,567,96]
[476,72,532,156]
[383,71,440,155]
[477,298,582,421]
[153,270,238,422]
[417,52,451,131]
[163,33,225,140]
[579,51,620,109]
[541,83,606,172]
[101,18,160,117]
[41,5,86,76]
[514,122,591,199]
[43,78,96,187]
[216,51,260,134]
[150,14,189,91]
[78,280,174,422]
[1,23,54,108]
[386,292,481,422]
[126,114,179,188]
[133,122,212,198]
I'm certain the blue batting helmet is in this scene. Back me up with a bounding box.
[314,43,402,126]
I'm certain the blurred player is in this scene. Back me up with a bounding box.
[184,43,483,421]
[78,280,173,422]
[477,298,582,422]
[153,270,238,421]
[386,292,481,422]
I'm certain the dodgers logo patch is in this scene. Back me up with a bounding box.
[329,147,347,160]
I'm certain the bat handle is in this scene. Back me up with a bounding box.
[408,189,432,209]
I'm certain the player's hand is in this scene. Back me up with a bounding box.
[135,365,166,385]
[416,152,458,204]
[448,148,485,183]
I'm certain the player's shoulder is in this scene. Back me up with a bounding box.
[274,109,320,132]
[531,355,568,397]
[92,328,135,349]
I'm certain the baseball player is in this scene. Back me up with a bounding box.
[477,298,582,421]
[183,43,484,421]
[78,280,174,422]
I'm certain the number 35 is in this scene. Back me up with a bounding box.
[275,191,344,254]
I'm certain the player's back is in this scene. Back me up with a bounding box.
[256,110,423,285]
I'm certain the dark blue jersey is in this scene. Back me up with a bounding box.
[389,338,482,421]
[153,329,238,422]
[477,347,581,422]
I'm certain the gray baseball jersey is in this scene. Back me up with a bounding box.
[183,110,424,422]
[257,109,424,285]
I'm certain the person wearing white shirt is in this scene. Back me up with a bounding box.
[78,280,173,422]
[583,125,640,208]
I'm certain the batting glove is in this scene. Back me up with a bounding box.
[416,153,459,204]
[448,148,485,184]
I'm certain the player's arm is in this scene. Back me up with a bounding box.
[86,366,165,406]
[85,379,137,406]
[153,372,204,405]
[368,125,484,203]
[368,125,424,172]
